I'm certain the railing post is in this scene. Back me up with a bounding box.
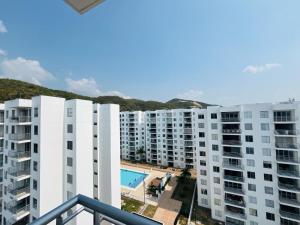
[56,215,63,225]
[93,211,100,225]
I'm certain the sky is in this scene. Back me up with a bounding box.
[0,0,300,105]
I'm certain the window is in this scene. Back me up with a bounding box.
[213,177,220,184]
[211,113,217,119]
[265,199,274,208]
[260,111,269,118]
[67,157,73,167]
[248,196,257,204]
[200,179,207,185]
[199,132,205,138]
[67,174,73,184]
[248,183,256,191]
[262,136,270,143]
[213,166,220,173]
[201,189,207,195]
[34,125,38,135]
[246,135,253,142]
[245,123,253,130]
[34,107,38,117]
[244,111,252,119]
[198,114,204,119]
[261,123,270,131]
[201,198,208,205]
[263,161,272,169]
[246,147,254,154]
[199,142,205,147]
[265,186,273,194]
[215,210,222,217]
[67,141,73,150]
[250,221,258,225]
[214,187,221,195]
[247,171,255,179]
[266,212,275,221]
[211,123,218,130]
[214,198,221,206]
[33,180,38,190]
[67,191,73,200]
[211,134,218,140]
[200,160,206,166]
[264,174,273,181]
[34,143,38,153]
[67,108,73,117]
[249,208,258,216]
[247,159,255,167]
[200,151,206,156]
[33,198,37,209]
[212,155,219,162]
[212,144,219,151]
[198,123,205,128]
[33,161,38,172]
[263,148,271,156]
[67,124,73,133]
[200,170,207,176]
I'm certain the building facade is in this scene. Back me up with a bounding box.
[0,96,120,225]
[196,101,300,225]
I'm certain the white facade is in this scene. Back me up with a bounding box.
[0,96,121,225]
[120,111,145,161]
[0,104,4,224]
[196,101,300,225]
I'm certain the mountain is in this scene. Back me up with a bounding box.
[0,79,211,111]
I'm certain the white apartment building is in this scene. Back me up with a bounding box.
[0,105,4,224]
[0,96,120,225]
[145,109,197,169]
[120,111,145,161]
[196,101,300,225]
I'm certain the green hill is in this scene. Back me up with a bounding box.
[0,79,211,111]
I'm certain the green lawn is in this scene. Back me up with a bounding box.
[172,178,196,217]
[142,204,158,218]
[121,196,144,213]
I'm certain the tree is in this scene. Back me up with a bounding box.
[177,168,191,184]
[136,146,146,162]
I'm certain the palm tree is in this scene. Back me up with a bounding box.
[136,146,145,162]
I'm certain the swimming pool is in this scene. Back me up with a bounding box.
[121,169,148,188]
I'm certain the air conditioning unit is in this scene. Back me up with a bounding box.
[65,0,105,14]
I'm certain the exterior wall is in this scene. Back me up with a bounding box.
[30,96,65,223]
[196,101,300,225]
[95,104,121,208]
[120,111,145,161]
[0,104,4,224]
[63,99,94,225]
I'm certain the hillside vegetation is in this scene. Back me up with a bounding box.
[0,79,211,111]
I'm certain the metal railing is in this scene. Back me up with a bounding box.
[223,151,242,158]
[8,151,31,159]
[30,194,161,225]
[9,133,31,141]
[221,118,240,122]
[224,175,244,182]
[276,155,300,163]
[222,129,241,134]
[274,116,294,122]
[10,116,32,123]
[222,140,242,146]
[280,210,300,221]
[275,129,298,135]
[277,169,300,178]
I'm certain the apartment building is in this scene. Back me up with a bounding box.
[0,96,120,225]
[196,101,300,225]
[120,111,145,161]
[145,109,197,169]
[0,105,4,224]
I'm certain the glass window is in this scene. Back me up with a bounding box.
[211,123,218,130]
[263,148,271,156]
[67,174,73,184]
[246,147,254,154]
[265,186,273,194]
[211,113,217,119]
[67,124,73,134]
[265,199,274,208]
[266,212,275,221]
[244,111,252,119]
[248,196,257,204]
[247,159,255,167]
[261,123,270,131]
[34,108,38,117]
[249,208,258,216]
[33,161,38,171]
[34,143,38,153]
[247,171,255,179]
[67,157,73,167]
[67,108,73,117]
[262,136,270,143]
[246,135,253,142]
[212,145,219,151]
[67,141,73,150]
[33,180,38,190]
[34,125,38,135]
[245,123,253,130]
[33,198,38,209]
[248,183,256,191]
[260,111,269,118]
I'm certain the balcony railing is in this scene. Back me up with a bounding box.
[275,130,298,136]
[0,147,3,152]
[280,210,300,221]
[222,129,241,134]
[278,169,300,178]
[8,168,30,178]
[224,186,244,195]
[274,117,294,122]
[223,151,242,158]
[279,196,300,206]
[10,116,32,123]
[224,175,244,182]
[222,140,242,146]
[8,204,30,216]
[0,117,4,123]
[30,194,161,225]
[223,162,243,170]
[225,198,246,207]
[276,143,299,149]
[8,151,31,160]
[9,133,31,141]
[225,209,246,220]
[277,155,300,164]
[8,186,30,198]
[222,118,240,122]
[278,182,300,192]
[0,131,4,138]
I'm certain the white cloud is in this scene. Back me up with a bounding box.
[0,57,55,85]
[177,89,203,101]
[0,49,6,56]
[0,20,7,33]
[243,63,281,74]
[65,77,130,98]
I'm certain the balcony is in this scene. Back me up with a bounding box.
[223,151,242,158]
[279,182,300,192]
[31,194,161,225]
[9,133,31,141]
[8,151,31,161]
[280,210,300,221]
[184,141,194,146]
[277,155,300,164]
[224,186,244,195]
[8,168,30,180]
[225,207,246,220]
[0,131,3,138]
[224,175,244,183]
[221,112,240,123]
[275,129,298,136]
[222,129,241,134]
[276,143,299,150]
[10,116,32,123]
[278,169,300,178]
[225,197,245,208]
[222,140,242,146]
[279,196,300,207]
[8,204,30,219]
[8,186,30,199]
[184,128,193,134]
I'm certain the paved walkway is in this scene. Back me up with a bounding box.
[153,177,182,225]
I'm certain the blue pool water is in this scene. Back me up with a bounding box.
[121,169,148,188]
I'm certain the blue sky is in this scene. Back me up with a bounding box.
[0,0,300,105]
